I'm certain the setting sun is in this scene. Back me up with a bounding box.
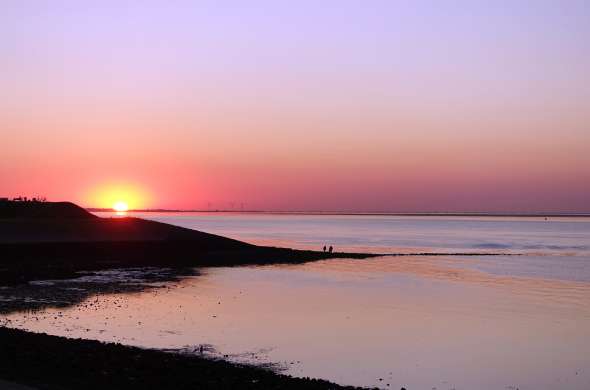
[112,201,129,212]
[85,183,150,211]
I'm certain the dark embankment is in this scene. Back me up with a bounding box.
[0,201,95,219]
[0,327,363,390]
[0,201,375,284]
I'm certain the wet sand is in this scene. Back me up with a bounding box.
[0,267,373,389]
[8,258,589,389]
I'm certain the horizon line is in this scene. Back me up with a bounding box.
[86,207,590,218]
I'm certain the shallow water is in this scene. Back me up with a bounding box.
[5,214,590,389]
[102,212,590,283]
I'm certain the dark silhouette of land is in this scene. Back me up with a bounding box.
[0,200,90,219]
[0,201,376,285]
[0,200,512,290]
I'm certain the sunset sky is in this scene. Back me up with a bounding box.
[1,1,589,212]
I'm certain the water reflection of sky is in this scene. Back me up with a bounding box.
[5,256,590,390]
[96,212,590,282]
[8,214,589,389]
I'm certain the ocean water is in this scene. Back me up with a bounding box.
[104,212,590,283]
[5,213,590,389]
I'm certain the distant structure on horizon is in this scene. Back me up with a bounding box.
[0,196,47,203]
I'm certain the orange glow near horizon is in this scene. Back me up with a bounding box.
[85,184,151,210]
[112,201,129,212]
[2,3,590,213]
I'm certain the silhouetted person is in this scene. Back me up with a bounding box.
[323,245,326,252]
[328,245,333,253]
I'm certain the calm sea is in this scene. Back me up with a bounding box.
[6,213,590,389]
[106,212,590,282]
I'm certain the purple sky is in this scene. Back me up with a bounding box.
[1,1,589,212]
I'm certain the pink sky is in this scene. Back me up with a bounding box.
[1,1,589,212]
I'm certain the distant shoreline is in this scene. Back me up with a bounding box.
[87,208,590,218]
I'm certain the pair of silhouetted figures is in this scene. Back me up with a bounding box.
[322,245,333,253]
